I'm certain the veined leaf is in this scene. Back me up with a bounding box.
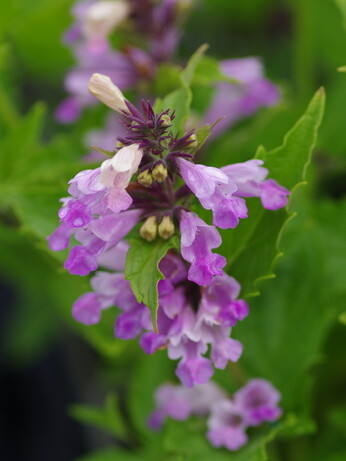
[125,236,180,330]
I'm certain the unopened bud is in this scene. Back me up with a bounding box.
[88,73,129,113]
[187,133,198,149]
[161,114,172,127]
[158,216,175,239]
[137,170,153,187]
[151,163,168,183]
[115,140,126,149]
[140,216,157,241]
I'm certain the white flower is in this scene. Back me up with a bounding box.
[82,1,130,39]
[99,144,143,188]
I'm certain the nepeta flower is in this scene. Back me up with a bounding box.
[149,378,282,451]
[179,211,226,285]
[68,247,246,387]
[234,378,282,426]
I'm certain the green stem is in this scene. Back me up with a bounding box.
[0,83,19,129]
[292,0,315,102]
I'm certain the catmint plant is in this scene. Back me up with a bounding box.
[48,72,289,428]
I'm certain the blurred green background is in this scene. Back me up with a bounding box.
[0,0,345,460]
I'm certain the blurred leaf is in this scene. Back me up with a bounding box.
[335,0,346,30]
[125,236,179,329]
[74,447,145,461]
[153,63,182,97]
[223,88,325,296]
[10,0,74,80]
[192,56,239,86]
[70,393,127,438]
[161,415,294,461]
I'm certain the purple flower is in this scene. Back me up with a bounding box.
[72,292,101,325]
[149,378,282,451]
[222,159,290,210]
[176,158,248,230]
[234,378,282,426]
[180,211,226,285]
[175,341,214,387]
[204,57,281,138]
[55,97,81,124]
[199,275,249,328]
[207,400,248,451]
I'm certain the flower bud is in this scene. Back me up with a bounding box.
[88,73,129,113]
[161,114,172,127]
[140,216,157,241]
[83,1,130,39]
[187,133,198,149]
[115,140,126,149]
[152,163,168,183]
[138,170,153,187]
[158,216,175,239]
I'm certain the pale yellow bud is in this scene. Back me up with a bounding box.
[151,164,168,183]
[88,73,129,113]
[115,140,126,149]
[158,216,175,240]
[161,114,172,127]
[187,133,198,149]
[137,170,153,187]
[140,216,157,241]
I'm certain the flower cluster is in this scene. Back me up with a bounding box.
[49,73,288,447]
[56,0,281,173]
[71,247,247,387]
[149,379,282,451]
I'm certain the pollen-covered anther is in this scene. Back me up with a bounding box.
[158,216,175,239]
[137,169,153,187]
[140,216,157,241]
[152,163,168,183]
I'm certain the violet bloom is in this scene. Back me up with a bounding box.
[149,378,282,452]
[48,144,144,276]
[234,378,282,426]
[148,381,226,430]
[176,158,248,230]
[222,159,290,210]
[204,57,281,138]
[207,400,248,451]
[177,157,289,231]
[179,210,226,286]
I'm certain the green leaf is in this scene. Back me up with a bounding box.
[192,55,239,86]
[235,198,346,413]
[69,393,127,438]
[125,236,180,329]
[223,88,325,296]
